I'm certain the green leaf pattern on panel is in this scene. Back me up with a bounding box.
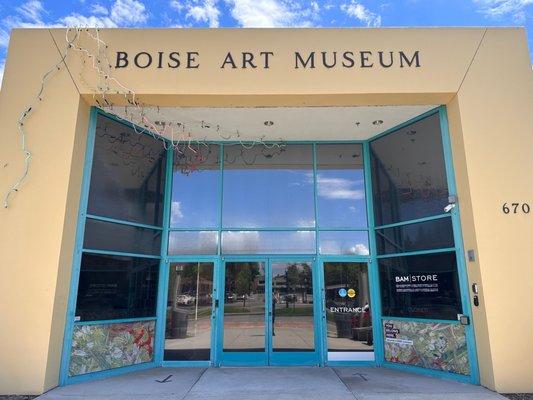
[383,319,469,375]
[69,321,155,376]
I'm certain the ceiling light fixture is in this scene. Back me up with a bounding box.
[406,130,417,135]
[372,120,383,126]
[264,120,274,126]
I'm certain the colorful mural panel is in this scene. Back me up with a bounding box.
[69,320,155,376]
[383,319,469,375]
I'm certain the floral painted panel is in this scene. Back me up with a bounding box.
[69,320,155,376]
[383,319,469,375]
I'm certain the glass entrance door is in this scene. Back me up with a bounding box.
[219,258,319,365]
[323,261,374,362]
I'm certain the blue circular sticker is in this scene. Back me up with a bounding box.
[338,288,347,297]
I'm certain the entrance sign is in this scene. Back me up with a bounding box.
[115,50,421,70]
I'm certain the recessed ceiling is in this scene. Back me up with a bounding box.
[110,105,437,141]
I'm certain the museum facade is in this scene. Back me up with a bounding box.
[0,27,531,395]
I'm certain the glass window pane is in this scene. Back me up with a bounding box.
[316,144,367,228]
[75,253,159,322]
[221,231,316,254]
[379,252,462,320]
[164,262,214,361]
[272,261,314,352]
[84,219,162,255]
[87,115,167,226]
[222,144,315,228]
[324,262,373,354]
[171,145,220,228]
[168,231,218,255]
[223,262,266,351]
[376,217,454,255]
[319,231,369,255]
[370,113,449,226]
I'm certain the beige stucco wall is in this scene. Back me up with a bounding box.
[0,27,531,394]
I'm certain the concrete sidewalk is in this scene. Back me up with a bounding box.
[37,366,506,400]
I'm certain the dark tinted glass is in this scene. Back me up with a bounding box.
[171,144,220,228]
[84,219,162,255]
[87,115,167,226]
[316,144,367,228]
[165,262,214,361]
[370,113,449,226]
[222,144,315,228]
[379,252,462,320]
[376,217,454,255]
[75,253,159,321]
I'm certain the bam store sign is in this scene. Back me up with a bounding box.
[114,50,421,70]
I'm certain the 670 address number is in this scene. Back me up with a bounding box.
[502,203,530,214]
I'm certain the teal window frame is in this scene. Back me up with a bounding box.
[59,105,479,386]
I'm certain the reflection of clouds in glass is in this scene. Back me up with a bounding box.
[222,231,260,252]
[170,201,183,224]
[316,175,365,200]
[319,231,370,256]
[351,244,370,255]
[222,231,315,254]
[168,231,218,254]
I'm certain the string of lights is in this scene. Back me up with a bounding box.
[3,27,286,208]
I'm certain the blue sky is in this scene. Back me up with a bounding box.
[0,0,532,86]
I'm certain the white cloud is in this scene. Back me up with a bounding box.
[91,4,109,16]
[170,201,184,224]
[340,0,381,27]
[170,0,185,11]
[59,14,117,28]
[226,0,311,27]
[186,0,220,27]
[110,0,148,25]
[59,0,148,27]
[0,1,49,50]
[17,0,46,24]
[473,0,533,23]
[316,175,366,200]
[0,30,9,47]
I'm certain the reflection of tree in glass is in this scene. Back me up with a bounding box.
[234,263,260,308]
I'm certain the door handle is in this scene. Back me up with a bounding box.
[215,299,219,308]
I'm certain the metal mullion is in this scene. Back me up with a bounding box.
[374,213,451,230]
[375,247,456,259]
[380,315,461,325]
[218,144,224,256]
[82,248,161,259]
[221,227,316,232]
[363,140,383,366]
[317,227,369,231]
[85,214,164,231]
[75,316,157,326]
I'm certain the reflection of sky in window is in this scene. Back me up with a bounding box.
[223,170,315,228]
[316,170,367,228]
[170,144,369,231]
[319,231,369,255]
[171,169,220,228]
[222,231,316,254]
